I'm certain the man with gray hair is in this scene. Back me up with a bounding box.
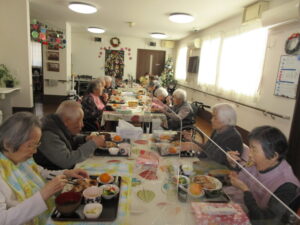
[34,100,105,170]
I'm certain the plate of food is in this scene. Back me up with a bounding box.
[191,175,222,191]
[63,178,98,193]
[97,173,114,184]
[191,175,223,198]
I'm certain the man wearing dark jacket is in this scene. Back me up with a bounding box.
[34,100,105,170]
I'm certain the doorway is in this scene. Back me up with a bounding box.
[136,49,166,81]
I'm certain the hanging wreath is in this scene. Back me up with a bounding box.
[285,33,300,54]
[110,37,121,47]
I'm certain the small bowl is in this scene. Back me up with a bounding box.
[55,191,82,215]
[97,173,114,184]
[109,147,119,155]
[82,186,102,203]
[100,184,120,200]
[172,175,190,188]
[83,203,103,219]
[181,164,194,176]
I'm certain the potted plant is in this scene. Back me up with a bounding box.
[0,64,18,88]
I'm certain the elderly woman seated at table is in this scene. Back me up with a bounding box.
[154,87,171,105]
[182,103,243,168]
[227,126,300,224]
[147,80,161,96]
[0,112,88,225]
[81,80,105,131]
[154,88,194,130]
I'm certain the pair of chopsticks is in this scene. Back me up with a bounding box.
[47,173,78,185]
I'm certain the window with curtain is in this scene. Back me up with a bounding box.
[31,41,42,67]
[175,46,188,80]
[197,37,221,85]
[197,27,268,101]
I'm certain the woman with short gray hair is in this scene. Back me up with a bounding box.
[154,87,170,104]
[0,112,89,225]
[199,103,243,167]
[154,88,194,130]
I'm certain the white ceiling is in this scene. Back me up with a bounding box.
[30,0,258,40]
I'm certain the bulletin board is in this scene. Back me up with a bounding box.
[274,55,300,99]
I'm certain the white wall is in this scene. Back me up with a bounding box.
[176,14,299,137]
[71,33,174,80]
[0,0,33,108]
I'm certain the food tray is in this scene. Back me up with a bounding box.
[157,149,197,158]
[189,191,231,203]
[51,176,122,222]
[94,148,129,157]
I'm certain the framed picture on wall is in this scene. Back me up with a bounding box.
[47,62,59,72]
[47,51,59,61]
[48,44,59,50]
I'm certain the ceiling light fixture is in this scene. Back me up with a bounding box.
[87,27,105,34]
[150,33,167,39]
[169,13,194,23]
[68,2,97,14]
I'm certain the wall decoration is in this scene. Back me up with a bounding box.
[48,44,59,50]
[30,19,66,48]
[47,51,59,61]
[105,50,124,77]
[47,62,60,72]
[110,37,121,47]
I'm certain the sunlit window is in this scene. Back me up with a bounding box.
[197,37,221,85]
[31,41,42,67]
[175,46,188,80]
[197,28,268,100]
[218,28,268,97]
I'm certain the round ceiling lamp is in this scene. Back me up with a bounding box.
[169,13,194,23]
[150,33,167,39]
[87,27,105,33]
[68,2,97,14]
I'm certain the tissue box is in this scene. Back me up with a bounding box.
[116,127,143,140]
[191,202,250,225]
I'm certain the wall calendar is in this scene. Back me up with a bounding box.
[274,55,300,99]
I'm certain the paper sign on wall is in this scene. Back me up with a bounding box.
[274,55,300,99]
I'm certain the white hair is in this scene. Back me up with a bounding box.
[96,76,106,87]
[212,103,237,126]
[104,76,112,82]
[154,87,168,98]
[56,100,83,121]
[173,88,187,101]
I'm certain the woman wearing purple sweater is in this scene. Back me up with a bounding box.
[228,126,300,225]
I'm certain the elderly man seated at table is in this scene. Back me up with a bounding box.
[0,112,89,225]
[182,103,243,168]
[153,88,194,130]
[227,126,300,224]
[81,80,105,131]
[34,100,105,170]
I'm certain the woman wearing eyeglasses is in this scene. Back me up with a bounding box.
[0,112,88,225]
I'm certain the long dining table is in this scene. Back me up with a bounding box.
[46,132,251,225]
